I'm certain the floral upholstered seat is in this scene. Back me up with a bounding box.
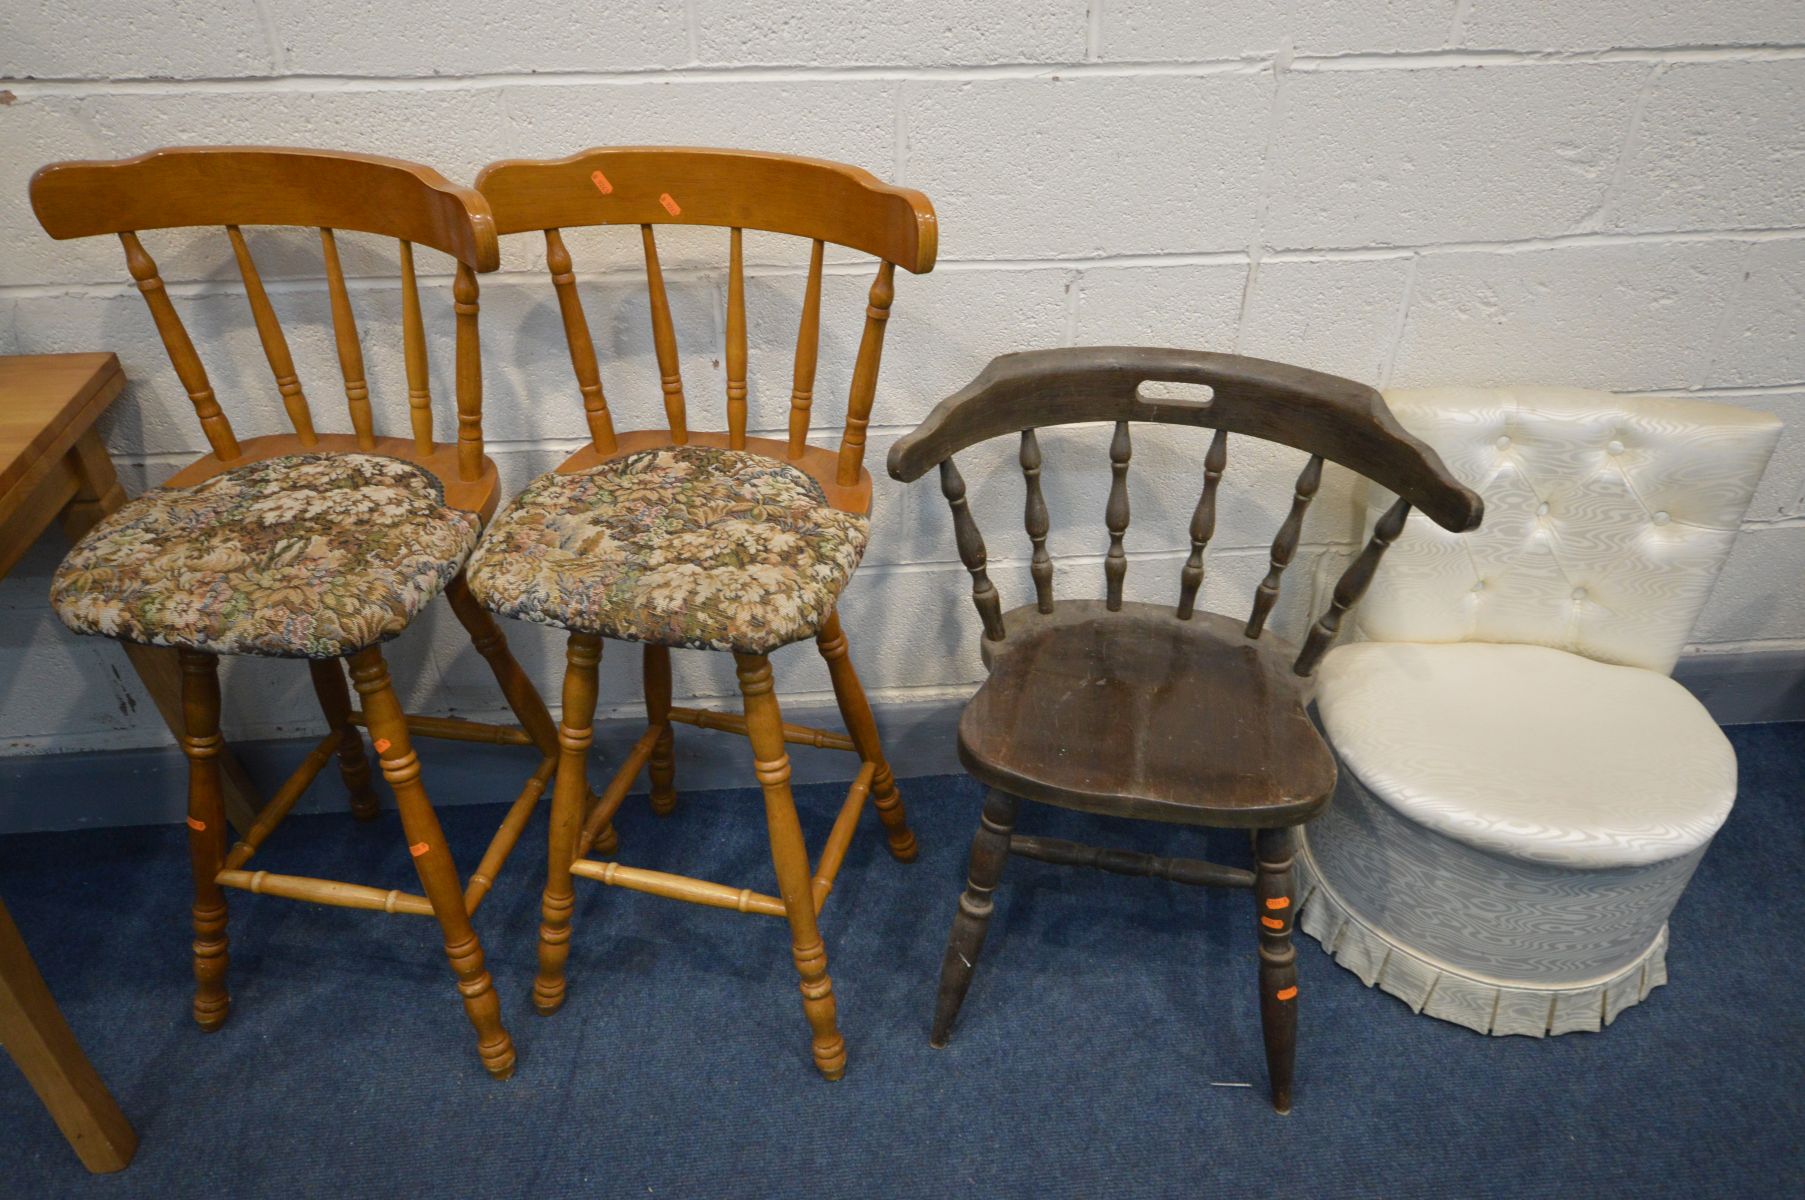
[467,446,870,654]
[52,454,481,659]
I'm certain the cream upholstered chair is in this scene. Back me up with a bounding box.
[1297,387,1781,1036]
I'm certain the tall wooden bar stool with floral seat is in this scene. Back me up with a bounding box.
[29,146,602,1079]
[468,146,935,1078]
[888,347,1484,1112]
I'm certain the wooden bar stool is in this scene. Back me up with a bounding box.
[888,348,1483,1111]
[29,147,592,1078]
[467,147,935,1078]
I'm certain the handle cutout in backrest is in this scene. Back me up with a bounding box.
[1135,379,1214,409]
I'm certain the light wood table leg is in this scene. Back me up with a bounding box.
[58,428,260,834]
[0,896,137,1173]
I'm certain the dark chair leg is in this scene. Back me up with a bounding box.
[1254,826,1299,1114]
[177,649,230,1031]
[307,658,378,821]
[929,787,1018,1048]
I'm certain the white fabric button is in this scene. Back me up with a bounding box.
[1495,435,1512,450]
[1653,511,1671,525]
[1608,440,1624,455]
[1537,502,1550,517]
[1572,587,1588,601]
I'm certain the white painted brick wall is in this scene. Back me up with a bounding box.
[1,2,1801,755]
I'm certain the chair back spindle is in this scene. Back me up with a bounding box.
[452,263,484,482]
[397,240,435,455]
[544,228,618,454]
[725,227,748,450]
[1176,427,1228,620]
[787,239,826,460]
[1246,455,1324,639]
[640,224,689,444]
[836,260,896,487]
[319,228,377,451]
[1104,421,1132,611]
[227,224,318,447]
[941,458,1007,641]
[887,347,1483,672]
[119,230,240,461]
[1021,429,1053,613]
[1292,496,1412,676]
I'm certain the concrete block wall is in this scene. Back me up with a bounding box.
[1,3,1802,757]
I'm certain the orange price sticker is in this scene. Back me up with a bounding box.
[1260,916,1285,930]
[1276,986,1298,1002]
[590,169,614,195]
[374,738,391,754]
[409,841,431,858]
[186,816,207,831]
[658,192,681,216]
[1265,896,1290,910]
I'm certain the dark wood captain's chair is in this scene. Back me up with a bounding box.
[888,346,1483,1112]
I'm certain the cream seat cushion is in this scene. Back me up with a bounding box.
[1314,640,1735,869]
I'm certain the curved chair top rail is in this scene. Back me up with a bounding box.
[31,145,499,270]
[888,346,1483,533]
[475,145,937,273]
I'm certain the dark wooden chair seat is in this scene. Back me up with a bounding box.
[961,601,1333,828]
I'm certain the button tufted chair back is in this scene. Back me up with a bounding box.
[1351,387,1781,674]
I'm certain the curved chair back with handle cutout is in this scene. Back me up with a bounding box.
[1350,387,1781,675]
[475,146,937,505]
[30,146,502,500]
[887,347,1485,676]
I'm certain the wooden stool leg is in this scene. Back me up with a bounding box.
[929,787,1017,1047]
[308,658,378,821]
[815,610,916,862]
[177,649,230,1032]
[537,633,601,1016]
[735,652,846,1081]
[349,645,515,1079]
[644,644,677,816]
[444,573,617,855]
[1255,826,1299,1114]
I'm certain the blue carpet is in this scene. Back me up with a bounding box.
[2,723,1802,1198]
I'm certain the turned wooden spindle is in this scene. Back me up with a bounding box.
[120,232,239,462]
[1255,826,1299,1114]
[644,643,677,816]
[815,610,916,861]
[1177,427,1228,620]
[307,658,378,821]
[1021,429,1054,613]
[787,239,826,460]
[178,649,231,1032]
[726,227,748,450]
[1294,497,1413,676]
[319,228,376,451]
[1246,455,1324,639]
[537,633,601,1015]
[350,646,515,1079]
[735,653,847,1080]
[545,228,618,454]
[227,225,317,446]
[398,240,435,455]
[1104,421,1132,612]
[940,457,1006,641]
[452,262,484,482]
[641,224,688,442]
[836,259,895,486]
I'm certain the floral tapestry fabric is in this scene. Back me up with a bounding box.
[52,453,480,659]
[468,446,870,654]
